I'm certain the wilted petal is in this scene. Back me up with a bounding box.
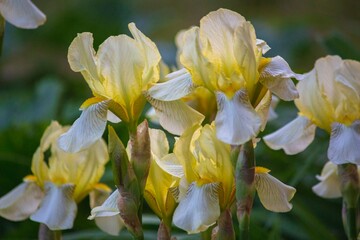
[255,172,296,212]
[30,182,77,230]
[148,68,195,101]
[173,182,220,234]
[256,39,271,54]
[145,92,204,136]
[58,101,109,153]
[215,90,262,145]
[312,162,341,198]
[0,0,46,29]
[260,56,301,101]
[263,116,316,154]
[328,121,360,165]
[0,181,43,221]
[88,190,123,236]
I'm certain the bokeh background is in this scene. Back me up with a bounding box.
[1,0,360,239]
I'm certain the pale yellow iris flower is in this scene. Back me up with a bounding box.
[155,124,295,233]
[0,121,110,230]
[88,128,178,236]
[264,55,360,164]
[313,161,360,199]
[148,8,301,145]
[58,23,203,153]
[0,0,46,29]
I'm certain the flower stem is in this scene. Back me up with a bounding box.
[235,141,256,240]
[216,209,235,240]
[38,224,62,240]
[338,163,359,240]
[157,219,172,240]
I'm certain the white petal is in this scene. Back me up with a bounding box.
[30,182,77,230]
[255,173,296,212]
[260,56,301,101]
[155,153,184,178]
[268,95,279,121]
[173,182,220,234]
[263,116,316,154]
[88,190,124,236]
[107,110,121,123]
[145,107,159,124]
[145,92,204,136]
[0,181,43,221]
[215,90,262,145]
[148,68,195,101]
[255,91,272,131]
[0,0,46,29]
[328,121,360,165]
[312,162,341,198]
[58,101,109,153]
[256,39,271,54]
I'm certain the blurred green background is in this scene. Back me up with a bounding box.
[1,0,360,239]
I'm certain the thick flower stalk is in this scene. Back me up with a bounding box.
[148,8,301,145]
[0,121,110,234]
[264,55,360,239]
[58,23,203,153]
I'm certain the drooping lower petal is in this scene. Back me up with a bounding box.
[255,172,296,212]
[30,182,77,230]
[215,90,262,145]
[58,101,109,153]
[263,116,316,154]
[148,68,195,101]
[173,182,220,234]
[145,92,204,136]
[0,181,43,221]
[0,0,46,29]
[260,56,301,101]
[328,120,360,165]
[312,162,341,198]
[88,190,124,236]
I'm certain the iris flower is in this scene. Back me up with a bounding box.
[0,0,46,29]
[58,23,203,153]
[148,8,301,145]
[264,55,360,165]
[0,121,110,230]
[156,124,295,233]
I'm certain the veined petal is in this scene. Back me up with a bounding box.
[30,182,77,230]
[58,101,109,153]
[0,0,46,29]
[260,56,300,101]
[88,190,124,236]
[328,121,360,165]
[148,68,195,101]
[149,128,169,158]
[68,33,104,94]
[145,92,204,136]
[255,172,296,212]
[173,182,220,234]
[263,116,316,154]
[0,181,43,221]
[155,153,184,178]
[215,90,262,145]
[312,162,341,198]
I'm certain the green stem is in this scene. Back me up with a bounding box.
[216,209,235,240]
[235,141,256,240]
[338,163,359,240]
[38,224,62,240]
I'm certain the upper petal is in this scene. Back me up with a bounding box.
[58,100,109,153]
[145,92,204,136]
[0,0,46,29]
[259,56,300,101]
[263,116,316,155]
[148,68,195,101]
[0,181,43,221]
[312,162,341,198]
[173,182,220,234]
[30,182,77,230]
[255,171,296,212]
[328,121,360,165]
[215,90,262,145]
